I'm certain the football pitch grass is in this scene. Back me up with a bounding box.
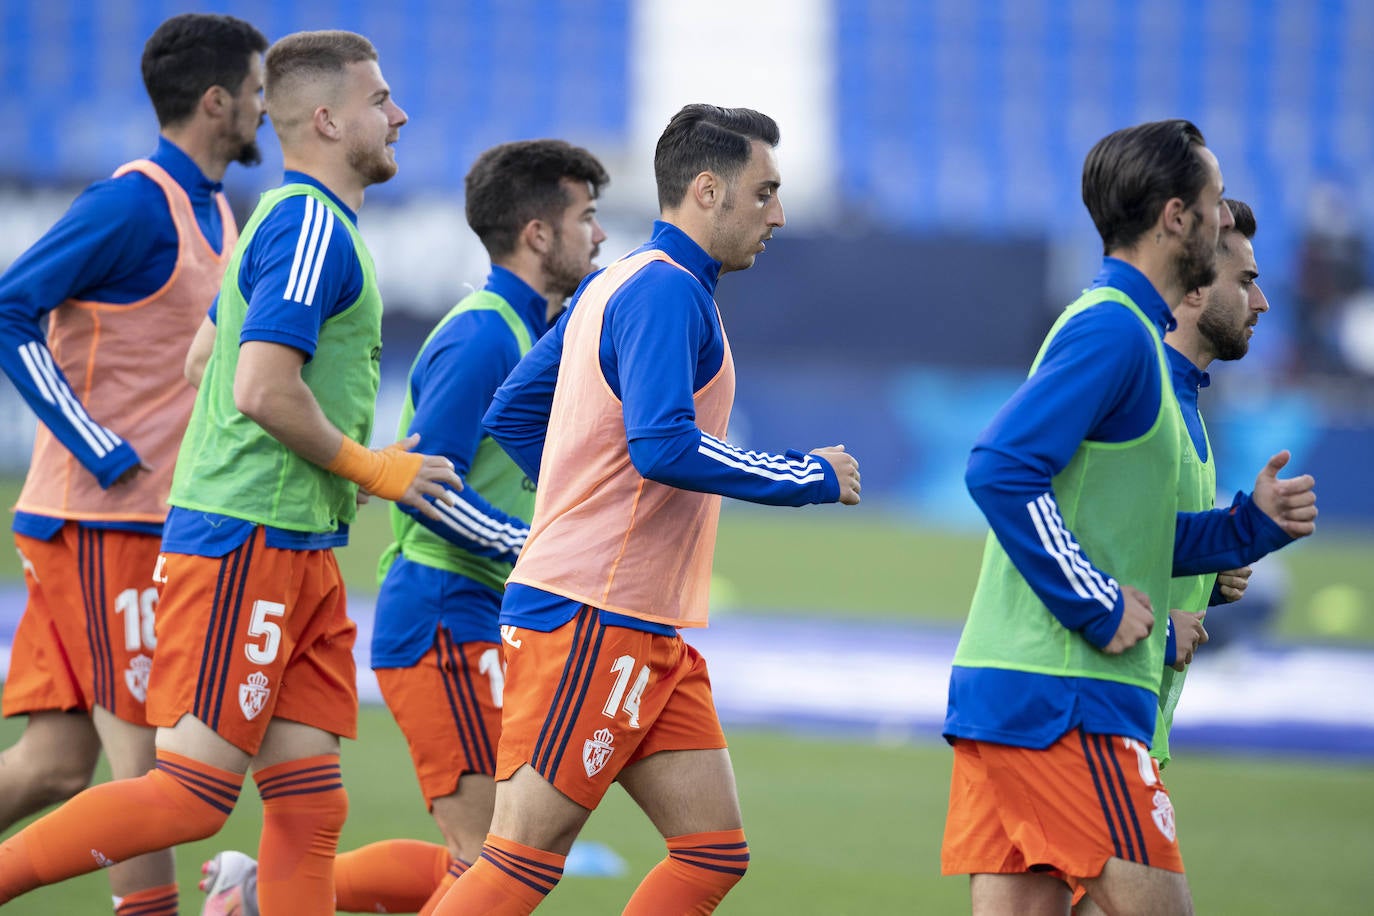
[0,487,1372,911]
[0,707,1370,914]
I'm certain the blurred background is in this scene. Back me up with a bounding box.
[1,1,1372,913]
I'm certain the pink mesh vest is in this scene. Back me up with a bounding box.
[15,159,237,523]
[508,249,735,627]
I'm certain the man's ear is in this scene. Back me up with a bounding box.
[690,170,720,209]
[200,84,231,119]
[1179,285,1206,311]
[1159,196,1189,239]
[312,105,341,140]
[520,218,551,255]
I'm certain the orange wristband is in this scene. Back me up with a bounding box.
[324,437,424,501]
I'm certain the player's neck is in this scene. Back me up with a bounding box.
[1110,239,1189,309]
[160,127,231,183]
[281,155,364,212]
[1163,328,1213,371]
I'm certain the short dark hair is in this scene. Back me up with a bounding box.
[653,104,780,210]
[265,30,378,97]
[1082,119,1212,254]
[141,14,268,128]
[464,140,609,260]
[1224,198,1256,240]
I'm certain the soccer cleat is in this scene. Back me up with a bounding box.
[198,850,260,916]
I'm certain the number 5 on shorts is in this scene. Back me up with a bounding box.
[246,600,285,665]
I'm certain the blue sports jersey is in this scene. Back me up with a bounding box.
[0,138,230,540]
[160,171,364,557]
[372,267,549,667]
[947,258,1292,747]
[486,221,840,637]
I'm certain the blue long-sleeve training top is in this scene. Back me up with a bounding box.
[0,138,227,539]
[948,257,1292,747]
[485,220,840,636]
[371,267,549,665]
[161,171,367,556]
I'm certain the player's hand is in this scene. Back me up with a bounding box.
[1215,566,1251,603]
[393,433,464,522]
[1102,585,1153,655]
[1169,608,1208,671]
[1251,450,1317,539]
[112,462,154,487]
[811,444,860,505]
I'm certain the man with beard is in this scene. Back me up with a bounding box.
[0,30,463,916]
[196,139,611,916]
[1151,199,1275,768]
[941,123,1317,916]
[0,13,266,916]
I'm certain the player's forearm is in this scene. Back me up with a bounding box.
[0,323,138,486]
[234,367,345,467]
[627,428,840,506]
[184,315,216,388]
[1172,492,1291,575]
[397,485,528,562]
[967,453,1123,648]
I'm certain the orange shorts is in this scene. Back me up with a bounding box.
[497,606,726,810]
[5,527,162,724]
[942,730,1184,882]
[145,528,357,755]
[377,628,504,805]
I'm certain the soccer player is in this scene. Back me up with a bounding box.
[430,104,861,916]
[1154,198,1269,769]
[197,139,611,915]
[940,121,1317,916]
[0,30,462,916]
[0,13,267,916]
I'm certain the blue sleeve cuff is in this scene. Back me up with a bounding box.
[1079,591,1125,651]
[94,441,141,489]
[1234,490,1295,556]
[787,448,840,503]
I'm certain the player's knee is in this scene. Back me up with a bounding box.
[38,759,97,805]
[670,830,750,896]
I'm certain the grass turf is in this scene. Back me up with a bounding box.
[0,708,1370,914]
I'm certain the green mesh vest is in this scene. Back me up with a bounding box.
[170,184,382,532]
[377,292,535,591]
[953,287,1184,694]
[1153,400,1218,767]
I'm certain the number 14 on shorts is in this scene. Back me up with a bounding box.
[603,655,649,728]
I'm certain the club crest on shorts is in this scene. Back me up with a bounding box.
[583,727,615,778]
[238,671,272,721]
[124,653,152,703]
[1151,789,1176,841]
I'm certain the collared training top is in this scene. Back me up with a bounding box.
[484,221,840,636]
[948,258,1292,748]
[372,267,550,665]
[0,138,233,538]
[161,171,372,556]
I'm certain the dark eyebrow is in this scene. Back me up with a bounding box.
[370,88,390,103]
[759,179,780,191]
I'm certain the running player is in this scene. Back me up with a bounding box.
[0,14,267,916]
[941,121,1317,915]
[0,30,461,916]
[432,104,861,915]
[197,138,610,915]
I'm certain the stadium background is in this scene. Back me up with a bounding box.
[0,1,1372,913]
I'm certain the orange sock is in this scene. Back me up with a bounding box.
[622,829,750,915]
[114,882,180,916]
[430,834,563,915]
[417,856,469,916]
[0,750,240,904]
[254,755,348,916]
[334,839,450,913]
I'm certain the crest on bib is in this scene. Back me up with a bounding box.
[238,671,272,721]
[582,728,615,778]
